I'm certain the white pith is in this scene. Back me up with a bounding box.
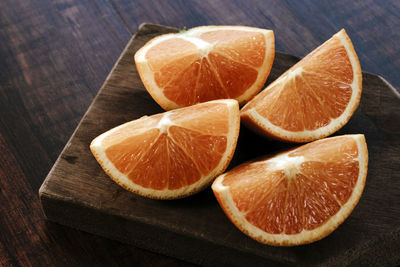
[157,113,173,134]
[241,29,362,142]
[268,154,305,179]
[90,99,240,199]
[135,26,275,110]
[212,134,368,246]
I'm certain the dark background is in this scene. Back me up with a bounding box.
[1,1,399,266]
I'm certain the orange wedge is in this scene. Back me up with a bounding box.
[212,134,368,246]
[241,29,362,142]
[135,26,275,110]
[90,100,240,199]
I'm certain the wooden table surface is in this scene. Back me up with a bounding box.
[1,1,399,266]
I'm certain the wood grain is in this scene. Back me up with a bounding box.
[1,1,400,266]
[39,24,400,267]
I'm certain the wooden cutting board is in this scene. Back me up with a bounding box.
[39,23,400,266]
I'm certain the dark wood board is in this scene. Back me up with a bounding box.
[39,24,400,266]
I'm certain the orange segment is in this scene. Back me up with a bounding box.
[199,30,267,67]
[102,114,162,146]
[135,26,275,110]
[302,37,353,83]
[301,72,352,118]
[300,161,358,205]
[129,133,171,190]
[105,129,159,174]
[245,172,288,234]
[169,101,230,135]
[284,177,305,234]
[146,38,198,69]
[241,29,362,142]
[130,133,200,190]
[169,126,227,174]
[289,134,358,161]
[154,54,199,88]
[208,52,258,98]
[300,173,341,230]
[255,77,306,131]
[212,134,368,246]
[163,58,202,106]
[90,99,240,199]
[193,57,229,102]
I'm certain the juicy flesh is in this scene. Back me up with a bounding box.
[221,136,359,234]
[243,35,353,131]
[103,102,230,190]
[146,30,266,106]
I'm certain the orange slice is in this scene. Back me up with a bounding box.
[241,29,362,142]
[90,100,240,199]
[135,26,275,110]
[212,134,368,246]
